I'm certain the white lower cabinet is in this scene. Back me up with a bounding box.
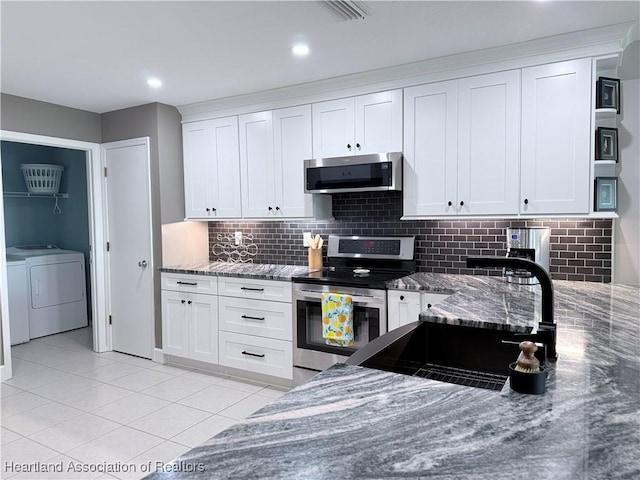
[218,331,293,380]
[217,276,293,380]
[218,296,292,340]
[387,290,451,331]
[387,290,422,331]
[161,289,219,364]
[217,276,292,302]
[161,273,293,380]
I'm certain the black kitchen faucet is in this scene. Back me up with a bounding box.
[466,256,557,361]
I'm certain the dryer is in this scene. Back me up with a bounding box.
[6,245,88,339]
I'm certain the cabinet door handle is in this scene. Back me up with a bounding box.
[459,201,465,207]
[206,207,210,213]
[241,287,265,292]
[347,143,352,150]
[524,198,529,205]
[400,295,405,301]
[241,315,265,321]
[187,300,192,305]
[212,207,217,212]
[427,303,432,308]
[177,281,198,286]
[447,201,452,207]
[356,143,361,150]
[241,351,265,358]
[181,299,186,304]
[268,206,273,211]
[275,206,280,211]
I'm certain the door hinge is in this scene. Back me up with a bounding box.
[106,241,110,252]
[104,167,108,177]
[109,315,112,325]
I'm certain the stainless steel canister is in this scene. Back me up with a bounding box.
[504,227,551,284]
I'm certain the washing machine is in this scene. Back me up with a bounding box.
[6,245,88,339]
[7,256,30,345]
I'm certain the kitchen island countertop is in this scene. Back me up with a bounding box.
[147,275,639,479]
[160,262,315,281]
[389,272,547,332]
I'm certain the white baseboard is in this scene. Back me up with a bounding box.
[153,348,165,364]
[0,364,10,382]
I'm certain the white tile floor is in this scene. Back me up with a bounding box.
[0,327,287,479]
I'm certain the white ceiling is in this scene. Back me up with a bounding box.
[1,1,638,114]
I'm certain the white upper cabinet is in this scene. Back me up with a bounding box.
[312,97,354,158]
[273,105,314,218]
[403,70,520,217]
[183,117,242,219]
[403,80,459,217]
[239,111,275,218]
[240,105,327,219]
[457,70,521,215]
[312,89,403,158]
[520,58,592,215]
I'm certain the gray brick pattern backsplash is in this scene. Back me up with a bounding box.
[208,191,612,283]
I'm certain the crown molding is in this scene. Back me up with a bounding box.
[179,22,634,123]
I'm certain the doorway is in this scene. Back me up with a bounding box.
[2,141,93,321]
[0,131,108,381]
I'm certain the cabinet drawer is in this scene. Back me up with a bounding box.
[218,331,292,380]
[217,277,291,302]
[219,296,292,341]
[161,273,217,295]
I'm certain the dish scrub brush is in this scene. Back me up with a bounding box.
[514,341,540,373]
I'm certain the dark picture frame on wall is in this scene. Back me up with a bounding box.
[594,177,617,212]
[595,127,619,162]
[596,77,621,113]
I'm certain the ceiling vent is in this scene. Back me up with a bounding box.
[321,1,372,21]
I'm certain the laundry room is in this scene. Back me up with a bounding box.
[1,140,92,346]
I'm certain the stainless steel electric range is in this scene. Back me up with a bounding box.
[291,235,416,383]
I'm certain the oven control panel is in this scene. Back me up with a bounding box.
[338,239,400,255]
[329,235,415,260]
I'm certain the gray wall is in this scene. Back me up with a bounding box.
[0,93,102,143]
[157,104,185,225]
[101,103,184,348]
[101,102,184,225]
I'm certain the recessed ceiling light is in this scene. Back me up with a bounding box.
[147,77,162,88]
[292,43,310,57]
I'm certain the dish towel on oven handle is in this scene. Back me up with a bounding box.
[321,292,354,347]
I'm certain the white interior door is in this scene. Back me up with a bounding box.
[104,138,153,359]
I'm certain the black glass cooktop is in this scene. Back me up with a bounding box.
[291,267,412,289]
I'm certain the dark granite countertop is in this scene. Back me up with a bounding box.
[147,277,640,479]
[390,272,544,333]
[160,262,315,281]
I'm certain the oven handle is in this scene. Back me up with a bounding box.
[294,289,382,303]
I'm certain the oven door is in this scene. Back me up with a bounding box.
[293,283,387,373]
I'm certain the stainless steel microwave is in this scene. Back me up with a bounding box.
[304,152,402,194]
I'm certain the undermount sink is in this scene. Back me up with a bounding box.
[347,321,546,391]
